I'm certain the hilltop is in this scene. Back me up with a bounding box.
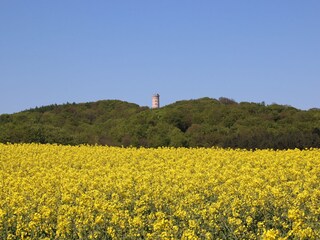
[0,97,320,149]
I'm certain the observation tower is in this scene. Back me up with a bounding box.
[152,94,160,109]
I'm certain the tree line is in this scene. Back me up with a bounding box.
[0,97,319,149]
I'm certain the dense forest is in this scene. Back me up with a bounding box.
[0,97,320,149]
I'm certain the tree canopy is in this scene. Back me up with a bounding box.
[1,98,319,149]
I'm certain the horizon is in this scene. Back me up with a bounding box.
[1,1,320,114]
[4,96,318,115]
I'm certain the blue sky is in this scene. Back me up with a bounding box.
[0,1,319,114]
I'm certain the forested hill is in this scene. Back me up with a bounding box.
[1,97,320,149]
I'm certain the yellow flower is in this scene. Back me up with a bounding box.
[0,144,319,239]
[263,229,279,240]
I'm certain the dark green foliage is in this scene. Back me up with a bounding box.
[1,98,319,149]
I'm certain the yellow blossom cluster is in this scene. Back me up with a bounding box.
[0,144,320,239]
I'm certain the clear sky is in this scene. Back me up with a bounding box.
[1,1,319,114]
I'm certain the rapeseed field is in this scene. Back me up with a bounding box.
[0,144,319,239]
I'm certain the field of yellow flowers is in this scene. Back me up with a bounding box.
[0,144,320,239]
